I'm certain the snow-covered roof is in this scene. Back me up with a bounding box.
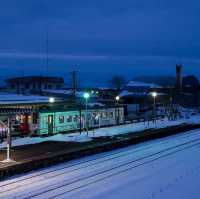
[0,93,62,105]
[43,89,97,98]
[127,81,162,88]
[88,102,105,107]
[148,92,168,96]
[120,90,167,97]
[120,90,148,97]
[43,89,72,94]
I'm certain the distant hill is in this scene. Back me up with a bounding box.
[132,76,176,87]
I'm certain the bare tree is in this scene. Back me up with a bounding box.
[110,75,126,91]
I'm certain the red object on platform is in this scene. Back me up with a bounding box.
[19,123,30,135]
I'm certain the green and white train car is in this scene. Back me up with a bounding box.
[38,107,124,135]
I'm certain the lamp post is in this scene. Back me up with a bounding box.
[151,92,157,124]
[49,97,55,103]
[83,92,90,135]
[116,96,120,104]
[115,96,120,125]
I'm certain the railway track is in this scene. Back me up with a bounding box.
[50,140,200,199]
[0,129,199,190]
[1,129,200,198]
[27,139,200,198]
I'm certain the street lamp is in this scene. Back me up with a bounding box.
[49,97,55,103]
[151,92,157,124]
[116,96,120,102]
[115,96,120,125]
[83,92,90,135]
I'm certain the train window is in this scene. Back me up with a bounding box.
[86,113,91,120]
[59,116,64,123]
[92,113,97,118]
[73,115,79,122]
[102,112,107,118]
[42,116,47,125]
[108,112,113,118]
[66,115,72,122]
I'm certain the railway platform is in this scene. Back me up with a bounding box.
[0,123,200,180]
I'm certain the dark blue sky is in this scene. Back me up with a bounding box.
[0,0,200,86]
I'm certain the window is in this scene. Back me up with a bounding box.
[93,113,97,117]
[56,85,61,90]
[48,84,52,89]
[66,115,72,122]
[59,116,64,123]
[73,115,79,122]
[25,84,29,89]
[108,112,113,118]
[102,112,107,118]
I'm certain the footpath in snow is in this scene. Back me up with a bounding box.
[1,115,200,149]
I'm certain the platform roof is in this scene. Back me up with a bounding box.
[0,93,63,105]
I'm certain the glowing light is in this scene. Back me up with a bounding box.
[151,92,157,98]
[49,97,55,103]
[116,96,120,101]
[83,93,90,99]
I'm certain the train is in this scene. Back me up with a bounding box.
[38,107,124,135]
[7,106,124,137]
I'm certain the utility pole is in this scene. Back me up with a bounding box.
[71,71,78,98]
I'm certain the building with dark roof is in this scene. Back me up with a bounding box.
[5,76,64,94]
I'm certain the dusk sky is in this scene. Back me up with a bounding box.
[0,0,200,86]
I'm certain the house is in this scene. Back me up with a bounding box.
[5,76,64,94]
[119,80,171,120]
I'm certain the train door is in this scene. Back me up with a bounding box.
[48,115,54,135]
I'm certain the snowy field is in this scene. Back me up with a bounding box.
[0,128,200,198]
[1,114,200,149]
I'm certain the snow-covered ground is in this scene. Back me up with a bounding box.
[1,128,200,199]
[1,115,200,149]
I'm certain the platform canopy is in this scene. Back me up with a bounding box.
[0,93,63,106]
